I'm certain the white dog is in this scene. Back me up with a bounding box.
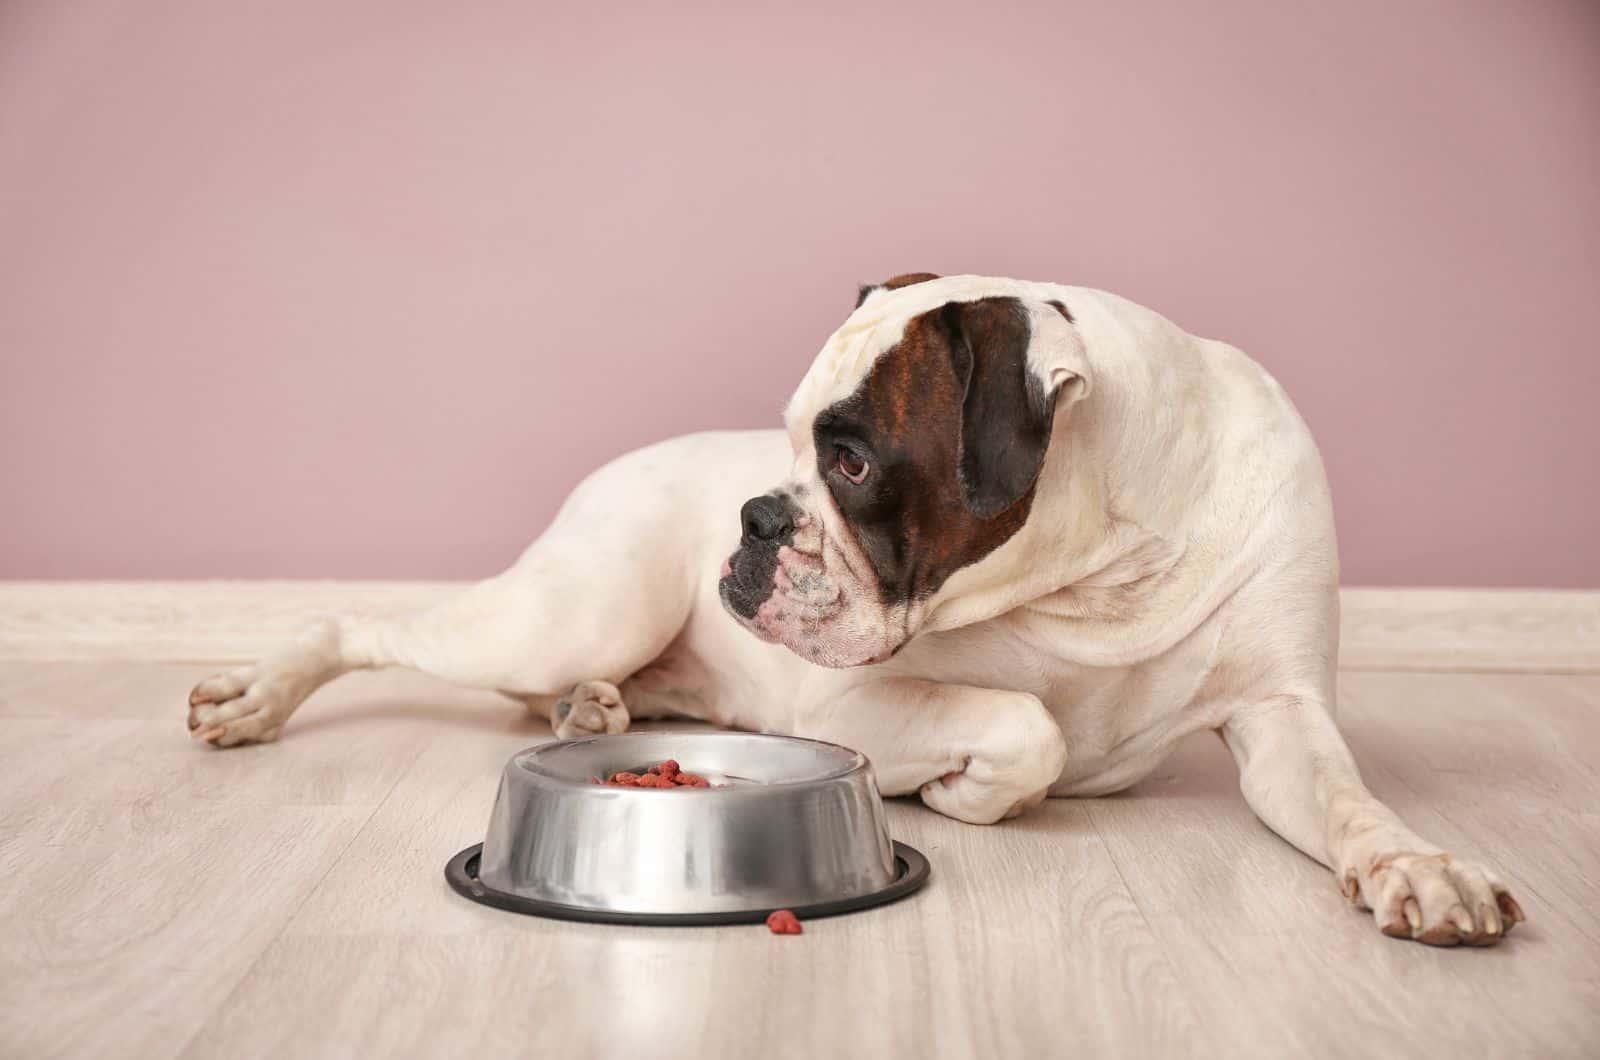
[188,273,1523,946]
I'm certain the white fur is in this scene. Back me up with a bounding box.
[188,277,1523,946]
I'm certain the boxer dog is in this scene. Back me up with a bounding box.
[187,273,1523,946]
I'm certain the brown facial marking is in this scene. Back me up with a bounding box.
[882,272,941,290]
[855,272,941,308]
[812,296,1050,606]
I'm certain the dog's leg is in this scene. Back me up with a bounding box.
[187,528,694,746]
[794,678,1068,824]
[187,573,672,746]
[1221,691,1526,946]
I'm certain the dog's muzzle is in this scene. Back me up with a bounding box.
[718,494,797,622]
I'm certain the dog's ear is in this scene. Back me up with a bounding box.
[940,297,1088,519]
[855,271,942,308]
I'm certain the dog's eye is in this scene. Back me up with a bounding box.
[836,445,869,484]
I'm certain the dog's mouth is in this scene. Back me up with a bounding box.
[771,546,837,609]
[717,541,783,625]
[732,547,841,626]
[719,545,902,668]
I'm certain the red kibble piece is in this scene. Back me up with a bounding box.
[675,772,707,787]
[766,909,803,935]
[610,772,641,785]
[657,759,680,778]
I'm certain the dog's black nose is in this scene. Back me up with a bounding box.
[740,495,794,543]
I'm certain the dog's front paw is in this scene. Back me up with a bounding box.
[918,758,1051,825]
[919,699,1066,824]
[1339,849,1525,946]
[552,680,630,739]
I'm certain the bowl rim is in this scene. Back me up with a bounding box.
[511,730,874,793]
[447,840,930,925]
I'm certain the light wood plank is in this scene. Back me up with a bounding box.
[1338,587,1600,673]
[1338,671,1600,945]
[1090,725,1600,1060]
[0,719,376,1060]
[3,661,1599,1059]
[0,581,455,662]
[3,582,1599,672]
[183,717,1211,1059]
[0,665,469,1059]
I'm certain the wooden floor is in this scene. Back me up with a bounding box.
[3,655,1599,1057]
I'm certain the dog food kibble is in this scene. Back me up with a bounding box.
[766,909,803,935]
[602,759,715,789]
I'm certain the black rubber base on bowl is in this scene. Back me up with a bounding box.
[445,841,930,927]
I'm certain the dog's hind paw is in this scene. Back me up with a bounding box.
[185,622,340,747]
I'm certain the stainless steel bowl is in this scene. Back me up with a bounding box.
[446,731,929,925]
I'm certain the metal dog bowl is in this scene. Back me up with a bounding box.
[446,731,929,925]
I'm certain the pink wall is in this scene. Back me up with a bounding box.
[2,1,1597,586]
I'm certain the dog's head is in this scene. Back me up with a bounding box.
[719,273,1091,667]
